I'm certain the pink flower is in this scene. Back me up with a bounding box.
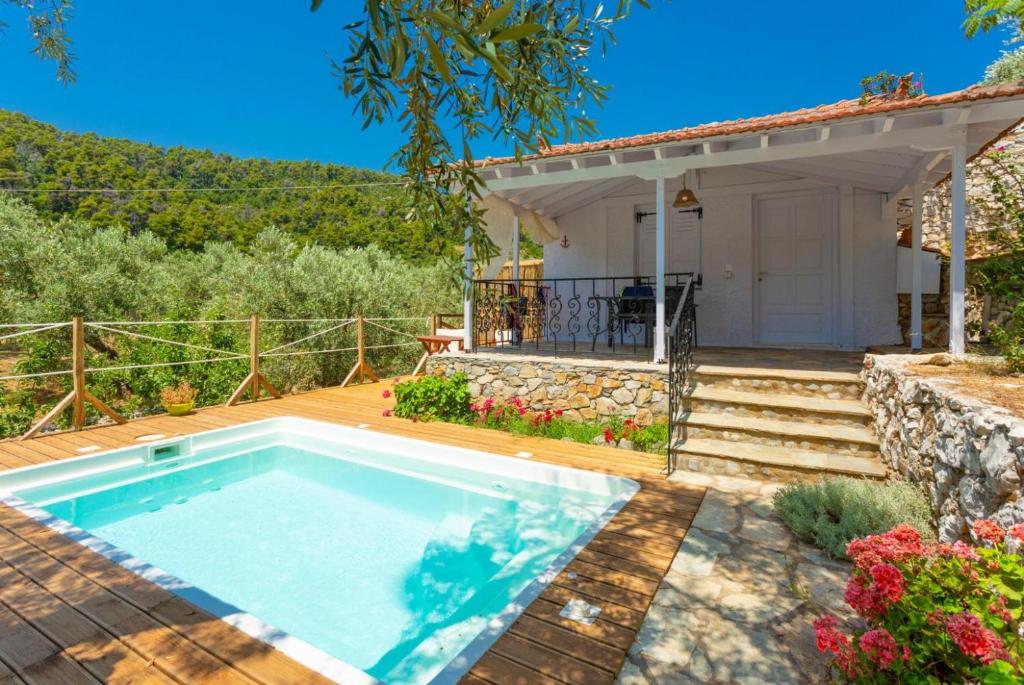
[859,628,902,669]
[517,406,526,416]
[946,612,1008,665]
[382,409,392,417]
[973,519,1004,544]
[869,563,905,603]
[1008,523,1024,541]
[469,403,478,412]
[381,389,391,398]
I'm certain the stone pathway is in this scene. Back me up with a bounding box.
[617,472,858,685]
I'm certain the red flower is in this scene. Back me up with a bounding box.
[381,389,392,398]
[869,563,905,603]
[973,519,1005,544]
[1007,523,1024,542]
[859,628,902,669]
[382,409,392,417]
[931,541,981,561]
[846,525,923,572]
[518,406,526,416]
[844,576,888,618]
[814,616,861,678]
[988,596,1013,624]
[602,428,615,444]
[554,408,564,417]
[946,612,1008,665]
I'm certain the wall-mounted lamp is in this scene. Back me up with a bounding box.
[560,235,570,248]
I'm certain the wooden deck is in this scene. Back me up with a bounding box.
[0,381,704,685]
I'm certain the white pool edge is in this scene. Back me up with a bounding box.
[0,416,640,685]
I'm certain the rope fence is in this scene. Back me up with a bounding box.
[2,313,443,440]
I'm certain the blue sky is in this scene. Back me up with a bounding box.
[0,1,1013,171]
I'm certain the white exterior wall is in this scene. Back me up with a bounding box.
[542,168,903,350]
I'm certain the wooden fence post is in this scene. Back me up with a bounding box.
[21,316,126,440]
[226,314,281,406]
[341,314,379,387]
[71,316,86,430]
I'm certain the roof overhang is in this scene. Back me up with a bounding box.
[477,90,1024,219]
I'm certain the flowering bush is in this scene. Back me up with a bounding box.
[814,522,1023,683]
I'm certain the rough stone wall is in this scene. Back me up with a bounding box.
[424,352,668,425]
[895,262,1019,347]
[863,354,1024,542]
[896,123,1024,253]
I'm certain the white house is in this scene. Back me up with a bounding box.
[464,82,1024,360]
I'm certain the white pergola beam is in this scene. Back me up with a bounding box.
[756,162,897,193]
[484,124,959,192]
[545,177,638,217]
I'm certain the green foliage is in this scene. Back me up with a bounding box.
[964,0,1024,39]
[0,1,75,84]
[858,71,923,105]
[773,477,934,558]
[984,46,1024,83]
[813,522,1023,682]
[325,0,645,281]
[392,373,474,422]
[990,301,1024,372]
[0,196,459,437]
[0,110,452,261]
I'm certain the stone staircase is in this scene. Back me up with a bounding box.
[672,361,886,482]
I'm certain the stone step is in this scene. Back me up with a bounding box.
[692,364,864,400]
[672,437,887,482]
[683,387,872,427]
[677,411,880,458]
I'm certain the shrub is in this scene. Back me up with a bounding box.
[392,373,473,422]
[990,301,1024,374]
[773,477,934,558]
[813,522,1023,683]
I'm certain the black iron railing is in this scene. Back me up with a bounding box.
[666,276,697,475]
[472,273,694,360]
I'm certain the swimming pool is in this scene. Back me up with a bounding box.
[0,417,638,684]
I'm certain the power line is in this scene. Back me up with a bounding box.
[0,180,407,194]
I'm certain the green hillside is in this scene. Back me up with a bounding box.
[0,110,448,260]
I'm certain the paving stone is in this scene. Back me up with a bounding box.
[772,611,836,684]
[744,494,776,519]
[719,590,801,624]
[736,515,795,552]
[615,658,706,685]
[714,546,789,596]
[630,605,703,666]
[656,575,723,608]
[690,491,741,534]
[797,562,855,619]
[703,616,804,685]
[667,529,731,577]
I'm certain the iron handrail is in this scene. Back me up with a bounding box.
[665,275,697,475]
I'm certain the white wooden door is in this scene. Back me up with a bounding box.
[755,191,835,345]
[635,204,701,277]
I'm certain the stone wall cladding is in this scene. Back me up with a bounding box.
[424,352,668,425]
[863,354,1024,542]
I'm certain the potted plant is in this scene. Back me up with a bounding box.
[160,380,197,416]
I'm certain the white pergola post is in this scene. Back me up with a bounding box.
[511,211,521,286]
[653,176,667,362]
[463,225,473,352]
[949,139,968,356]
[910,182,925,351]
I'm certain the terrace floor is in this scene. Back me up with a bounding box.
[0,380,705,685]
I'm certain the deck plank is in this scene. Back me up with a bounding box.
[0,381,703,684]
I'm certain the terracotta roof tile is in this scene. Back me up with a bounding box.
[477,81,1024,167]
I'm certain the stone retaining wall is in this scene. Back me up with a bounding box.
[425,352,668,425]
[863,354,1024,542]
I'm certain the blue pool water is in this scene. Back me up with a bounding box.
[10,427,630,685]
